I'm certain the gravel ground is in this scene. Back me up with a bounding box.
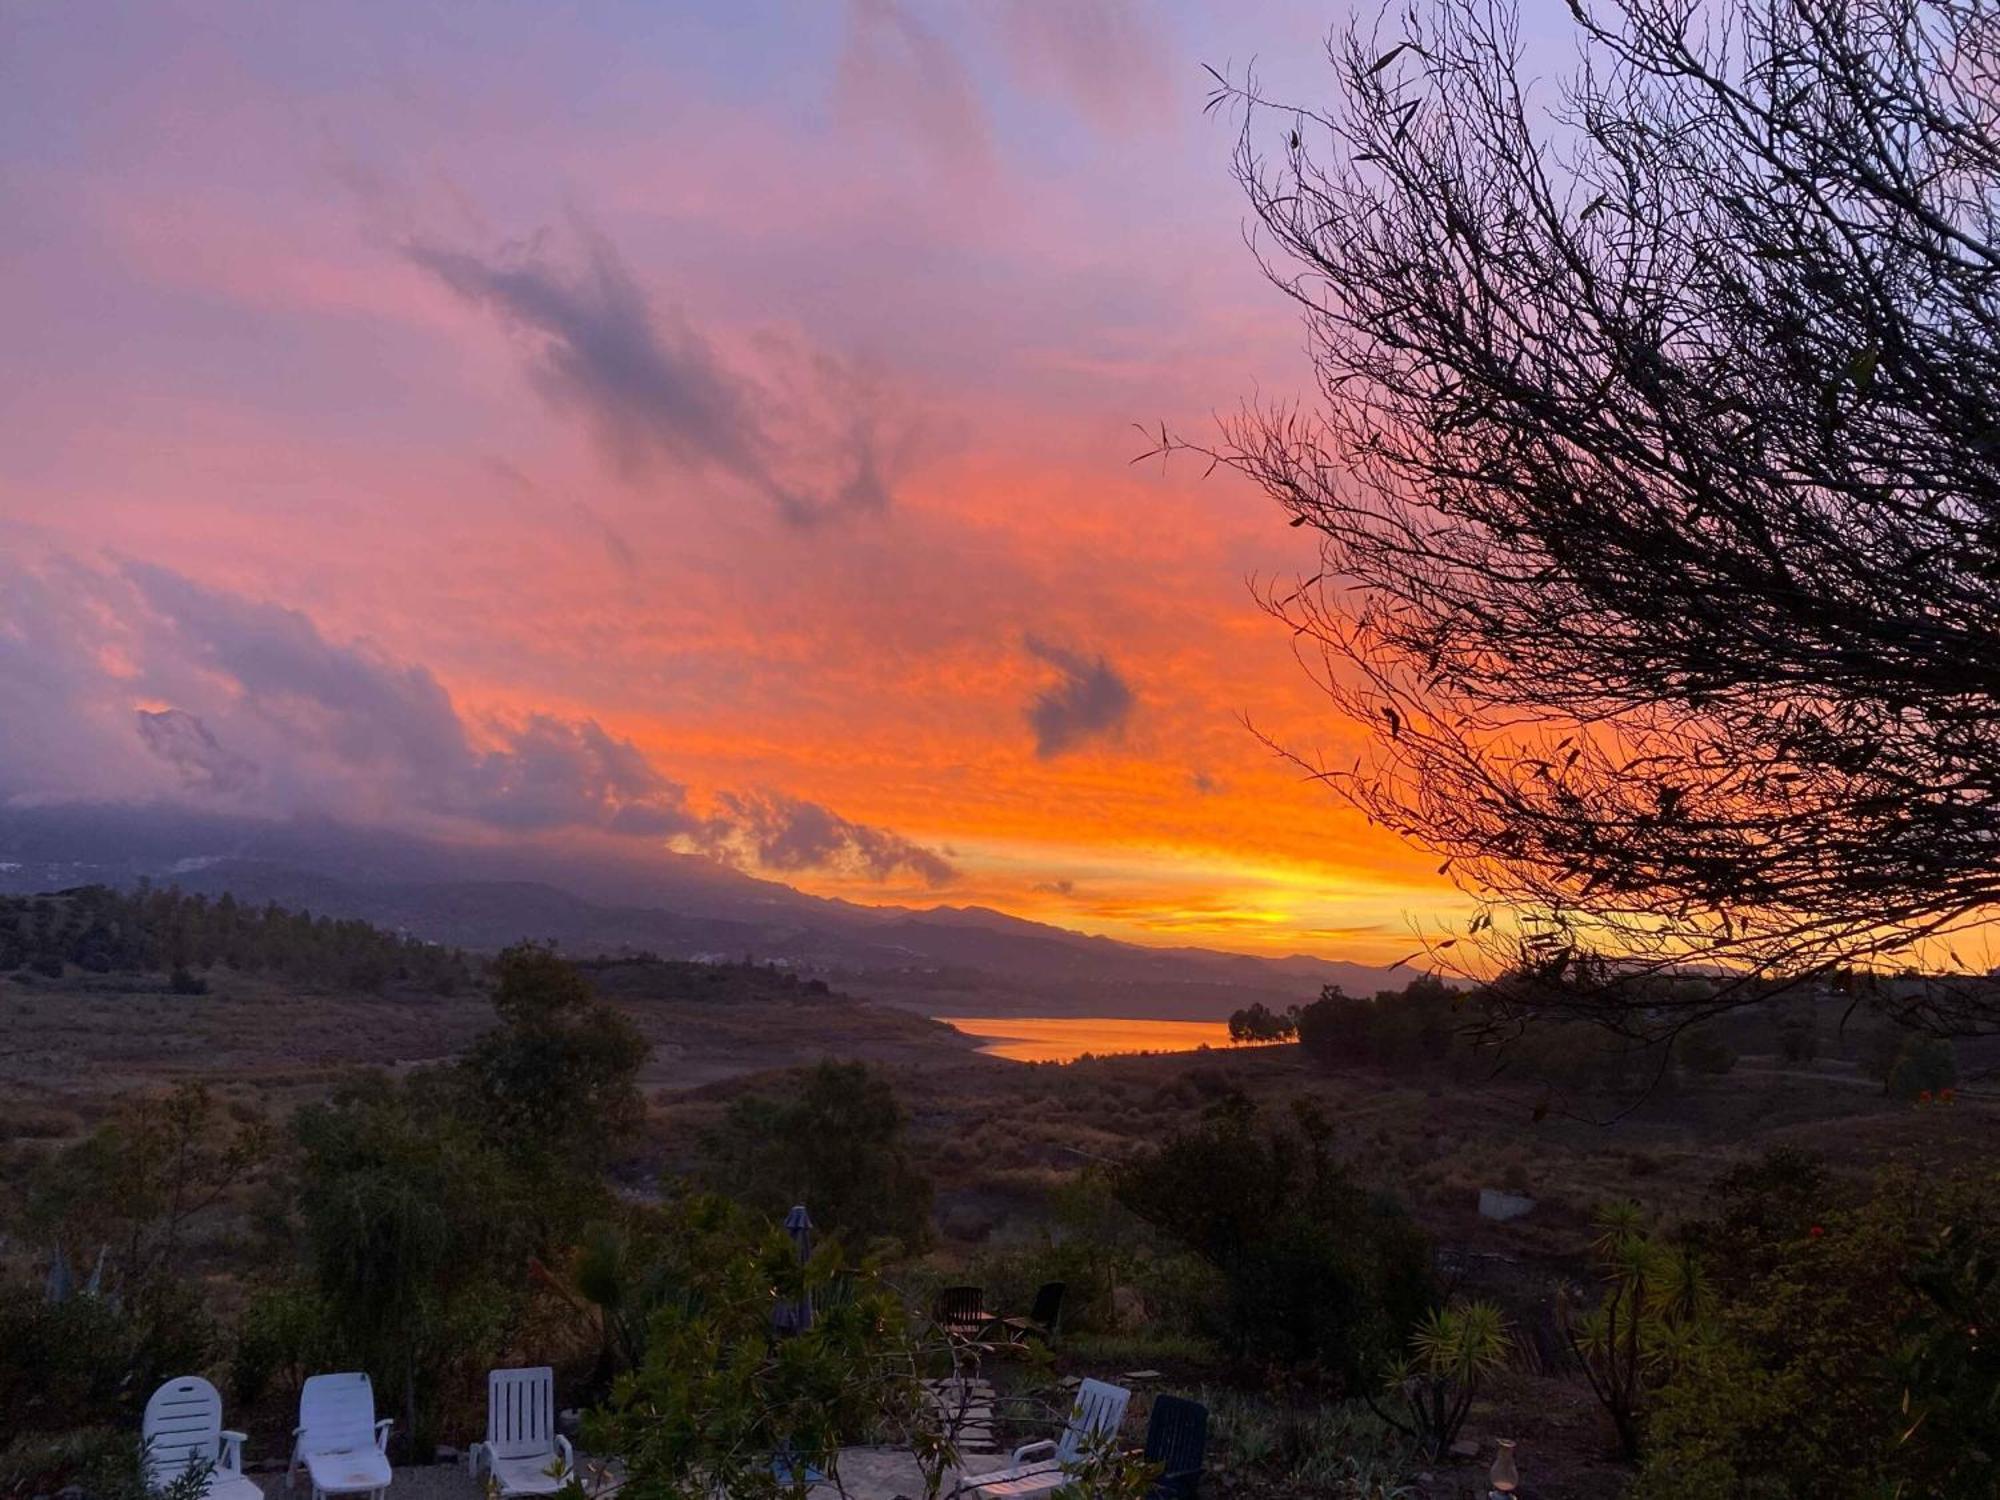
[252,1465,482,1500]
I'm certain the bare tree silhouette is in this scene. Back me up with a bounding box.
[1174,0,2000,1035]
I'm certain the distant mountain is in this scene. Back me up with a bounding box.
[0,801,1416,1018]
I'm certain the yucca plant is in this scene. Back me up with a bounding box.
[1562,1202,1713,1459]
[1369,1299,1511,1458]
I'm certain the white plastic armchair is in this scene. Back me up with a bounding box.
[289,1372,394,1500]
[958,1379,1130,1499]
[468,1367,573,1498]
[143,1376,263,1500]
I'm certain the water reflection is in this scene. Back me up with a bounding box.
[940,1015,1240,1063]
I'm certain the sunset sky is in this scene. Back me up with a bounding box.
[0,1,1482,961]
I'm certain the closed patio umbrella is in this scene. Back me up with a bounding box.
[778,1203,814,1333]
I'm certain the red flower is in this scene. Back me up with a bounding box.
[1941,1088,1957,1104]
[1809,1225,1825,1239]
[1919,1089,1934,1104]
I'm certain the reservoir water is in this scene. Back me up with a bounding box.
[939,1015,1239,1063]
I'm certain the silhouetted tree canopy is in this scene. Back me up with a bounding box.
[1185,0,2000,1033]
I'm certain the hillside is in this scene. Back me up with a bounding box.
[0,894,986,1138]
[0,803,1407,1018]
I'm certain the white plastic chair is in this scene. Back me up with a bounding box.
[288,1372,393,1500]
[469,1367,573,1498]
[143,1376,263,1500]
[958,1379,1131,1499]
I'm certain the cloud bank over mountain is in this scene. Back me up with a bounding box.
[0,553,954,888]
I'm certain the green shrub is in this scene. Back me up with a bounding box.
[461,943,649,1183]
[1227,1003,1298,1043]
[700,1061,933,1253]
[292,1073,532,1459]
[231,1284,338,1409]
[1199,1388,1414,1498]
[583,1191,959,1500]
[1639,1163,2000,1497]
[1295,977,1458,1073]
[0,1282,215,1445]
[1887,1034,1957,1101]
[1371,1301,1510,1458]
[1674,1026,1736,1076]
[1113,1099,1432,1388]
[0,1429,209,1500]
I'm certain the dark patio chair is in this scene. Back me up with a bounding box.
[931,1284,990,1339]
[1142,1394,1207,1500]
[994,1281,1067,1345]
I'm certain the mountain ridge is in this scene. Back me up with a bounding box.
[0,801,1416,1017]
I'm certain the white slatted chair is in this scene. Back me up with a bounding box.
[288,1372,393,1500]
[143,1376,263,1500]
[469,1367,572,1498]
[956,1379,1130,1499]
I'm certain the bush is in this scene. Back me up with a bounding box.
[1227,1002,1298,1043]
[1372,1301,1510,1458]
[1638,1162,2000,1497]
[0,1282,216,1445]
[1888,1035,1957,1101]
[291,1074,532,1459]
[582,1192,968,1500]
[1199,1389,1415,1498]
[971,1176,1222,1343]
[701,1061,933,1253]
[1674,1026,1736,1077]
[1113,1098,1432,1388]
[231,1284,338,1409]
[461,943,649,1181]
[1772,1004,1817,1064]
[1561,1203,1711,1460]
[0,1429,208,1500]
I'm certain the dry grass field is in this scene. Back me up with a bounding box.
[0,956,983,1145]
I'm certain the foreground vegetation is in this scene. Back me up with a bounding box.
[3,893,1998,1498]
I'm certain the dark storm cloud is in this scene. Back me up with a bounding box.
[126,562,699,835]
[708,789,957,888]
[408,226,903,526]
[135,708,260,796]
[1024,635,1133,758]
[0,555,950,888]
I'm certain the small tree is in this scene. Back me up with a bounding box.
[1674,1027,1737,1078]
[26,1082,268,1295]
[1773,1005,1818,1065]
[292,1075,526,1457]
[463,944,649,1170]
[1643,1163,2000,1497]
